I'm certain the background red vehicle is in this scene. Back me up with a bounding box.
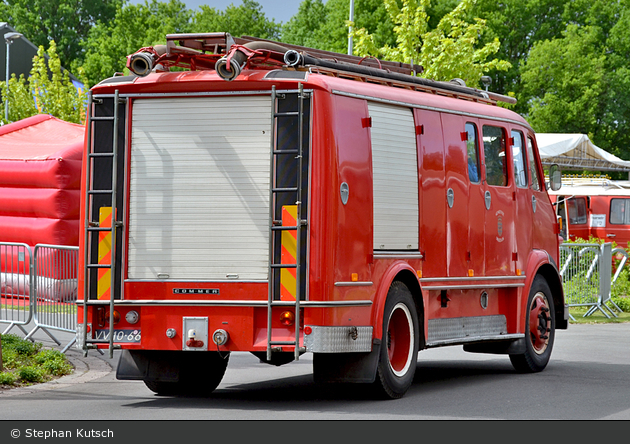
[549,179,630,247]
[77,32,567,399]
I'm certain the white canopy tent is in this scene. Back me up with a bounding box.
[536,133,630,174]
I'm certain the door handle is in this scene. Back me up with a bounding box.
[607,234,617,238]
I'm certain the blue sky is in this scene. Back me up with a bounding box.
[127,0,302,24]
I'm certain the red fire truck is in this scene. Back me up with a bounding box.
[549,178,630,247]
[77,32,567,399]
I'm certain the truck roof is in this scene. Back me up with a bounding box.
[91,32,528,129]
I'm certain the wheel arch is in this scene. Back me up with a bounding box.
[372,264,425,348]
[524,249,567,330]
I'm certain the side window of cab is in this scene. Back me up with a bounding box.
[527,136,541,191]
[511,130,528,188]
[465,122,481,184]
[483,125,508,187]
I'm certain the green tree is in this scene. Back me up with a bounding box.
[1,40,88,124]
[468,0,566,100]
[193,0,281,40]
[521,25,607,138]
[517,1,630,161]
[0,0,121,69]
[80,0,280,86]
[351,0,510,87]
[80,0,194,86]
[606,7,630,158]
[282,0,396,54]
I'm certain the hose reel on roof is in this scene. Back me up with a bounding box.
[128,45,167,77]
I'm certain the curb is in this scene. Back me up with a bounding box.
[0,350,113,397]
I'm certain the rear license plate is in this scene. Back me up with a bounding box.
[94,329,141,343]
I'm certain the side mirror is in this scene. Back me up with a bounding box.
[548,164,562,191]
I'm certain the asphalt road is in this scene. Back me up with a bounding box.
[1,322,630,423]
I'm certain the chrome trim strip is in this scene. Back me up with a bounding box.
[373,252,423,260]
[422,283,525,290]
[334,281,373,287]
[93,89,313,99]
[331,90,533,131]
[420,275,526,282]
[426,333,524,348]
[79,299,373,307]
[124,279,269,283]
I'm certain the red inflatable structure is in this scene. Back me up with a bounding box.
[0,114,84,300]
[0,114,83,245]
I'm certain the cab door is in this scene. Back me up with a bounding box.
[480,122,515,276]
[511,128,532,274]
[566,196,590,241]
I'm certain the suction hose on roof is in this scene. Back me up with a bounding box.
[283,49,489,100]
[216,41,289,81]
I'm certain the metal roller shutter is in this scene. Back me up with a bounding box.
[368,102,419,250]
[128,95,272,280]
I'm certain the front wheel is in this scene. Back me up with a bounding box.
[510,276,555,373]
[373,281,420,399]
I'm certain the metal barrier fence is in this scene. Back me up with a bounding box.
[559,242,624,320]
[0,242,78,352]
[0,242,34,336]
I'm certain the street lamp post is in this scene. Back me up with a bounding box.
[4,31,23,123]
[348,0,354,55]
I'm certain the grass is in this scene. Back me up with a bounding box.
[0,334,73,389]
[569,306,630,324]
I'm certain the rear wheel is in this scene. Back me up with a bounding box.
[144,351,230,396]
[373,281,419,399]
[510,276,555,373]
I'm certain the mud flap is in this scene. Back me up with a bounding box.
[116,350,180,382]
[313,343,381,383]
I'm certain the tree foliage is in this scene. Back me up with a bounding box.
[3,0,630,164]
[193,0,281,41]
[79,0,280,86]
[521,25,607,140]
[281,0,396,54]
[80,0,194,86]
[0,0,122,70]
[1,40,88,125]
[350,0,511,87]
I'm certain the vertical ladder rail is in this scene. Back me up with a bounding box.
[267,84,307,361]
[294,82,305,361]
[81,90,123,358]
[106,89,121,358]
[81,92,95,356]
[266,86,277,362]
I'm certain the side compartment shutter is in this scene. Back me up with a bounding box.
[368,102,419,250]
[128,96,271,280]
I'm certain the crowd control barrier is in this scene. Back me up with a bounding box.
[0,242,34,336]
[1,242,78,352]
[559,242,623,320]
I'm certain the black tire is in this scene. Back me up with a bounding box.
[144,351,230,396]
[510,276,555,373]
[373,281,420,399]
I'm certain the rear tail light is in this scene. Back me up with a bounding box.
[104,310,120,325]
[280,311,295,326]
